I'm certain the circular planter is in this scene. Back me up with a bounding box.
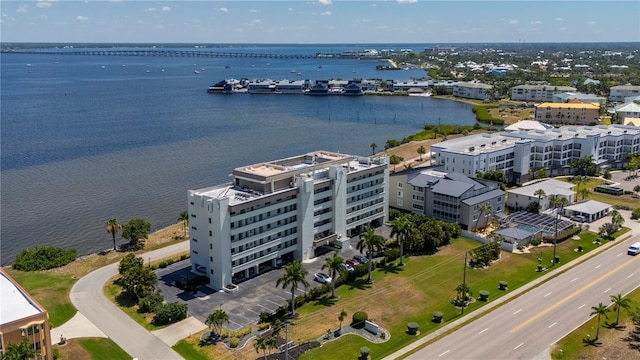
[499,281,508,290]
[406,322,419,335]
[360,346,370,358]
[432,311,443,323]
[479,290,490,301]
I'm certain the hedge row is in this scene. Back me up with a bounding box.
[12,246,77,271]
[472,105,505,125]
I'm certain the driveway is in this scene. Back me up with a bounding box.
[155,243,362,331]
[608,169,639,192]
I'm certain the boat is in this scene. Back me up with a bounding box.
[101,65,106,69]
[146,69,151,73]
[290,69,297,73]
[194,70,200,74]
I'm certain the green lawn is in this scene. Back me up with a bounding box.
[173,340,210,360]
[299,232,619,360]
[79,338,131,360]
[550,287,640,359]
[4,269,77,328]
[104,280,160,331]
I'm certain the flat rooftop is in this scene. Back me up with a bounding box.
[1,270,43,325]
[235,151,352,178]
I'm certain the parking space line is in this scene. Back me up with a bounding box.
[266,299,282,307]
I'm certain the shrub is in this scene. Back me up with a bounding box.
[138,291,163,313]
[530,238,541,246]
[352,311,368,328]
[158,261,168,269]
[384,248,400,262]
[152,302,188,325]
[258,322,270,331]
[229,337,239,348]
[180,254,189,261]
[631,208,640,220]
[12,246,77,271]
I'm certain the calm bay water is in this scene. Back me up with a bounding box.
[0,45,476,265]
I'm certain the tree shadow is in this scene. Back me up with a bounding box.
[604,321,626,330]
[348,278,373,291]
[313,296,338,307]
[115,291,138,308]
[582,337,601,347]
[380,262,405,274]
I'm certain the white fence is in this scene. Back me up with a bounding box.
[462,230,518,252]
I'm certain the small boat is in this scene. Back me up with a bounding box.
[290,69,297,73]
[26,64,32,67]
[146,69,151,73]
[318,65,322,69]
[101,65,106,69]
[194,70,200,74]
[225,65,231,69]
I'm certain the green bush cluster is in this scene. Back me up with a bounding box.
[12,246,77,271]
[384,248,401,262]
[546,227,581,244]
[221,327,252,339]
[138,291,163,313]
[352,311,369,328]
[472,105,505,125]
[469,242,501,267]
[152,302,188,325]
[631,207,640,220]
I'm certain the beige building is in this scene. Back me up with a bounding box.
[534,102,600,126]
[0,269,53,360]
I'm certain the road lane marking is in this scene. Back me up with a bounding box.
[571,277,578,282]
[438,350,450,357]
[544,292,552,297]
[604,288,611,293]
[511,256,639,333]
[628,274,634,278]
[514,343,524,350]
[513,309,522,315]
[478,328,489,334]
[595,264,602,269]
[548,322,557,328]
[578,304,586,309]
[618,253,623,257]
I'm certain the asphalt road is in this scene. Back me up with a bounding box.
[405,235,640,360]
[69,242,189,360]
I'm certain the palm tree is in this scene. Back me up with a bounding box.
[178,211,189,237]
[338,309,347,334]
[370,143,377,155]
[205,308,229,339]
[254,337,268,360]
[608,209,625,228]
[357,226,385,283]
[610,293,632,326]
[390,216,412,266]
[633,184,640,197]
[473,204,493,232]
[265,337,277,357]
[533,189,546,208]
[106,218,122,251]
[578,187,591,201]
[322,252,344,298]
[549,195,569,265]
[589,303,609,340]
[276,260,309,316]
[3,339,37,360]
[572,175,587,191]
[417,145,426,161]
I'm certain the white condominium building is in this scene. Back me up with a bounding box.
[610,84,640,102]
[431,125,640,184]
[187,151,389,289]
[511,85,577,102]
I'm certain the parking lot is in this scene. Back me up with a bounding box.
[155,242,362,330]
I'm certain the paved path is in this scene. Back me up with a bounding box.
[68,242,190,360]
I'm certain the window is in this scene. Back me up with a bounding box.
[398,182,403,188]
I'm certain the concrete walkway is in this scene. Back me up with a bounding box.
[152,316,208,347]
[50,312,106,343]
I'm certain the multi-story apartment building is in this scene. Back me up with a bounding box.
[614,100,640,121]
[534,102,600,126]
[430,125,640,184]
[187,151,389,289]
[0,269,53,360]
[552,92,606,106]
[452,82,494,101]
[610,84,640,102]
[511,85,576,102]
[389,169,505,230]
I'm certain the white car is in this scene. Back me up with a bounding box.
[628,242,640,256]
[341,263,354,272]
[314,272,332,284]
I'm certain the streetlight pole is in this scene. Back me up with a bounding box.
[461,251,468,315]
[285,320,289,360]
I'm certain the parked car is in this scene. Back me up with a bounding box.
[341,263,354,272]
[571,215,586,223]
[314,272,332,284]
[353,255,368,264]
[345,259,360,267]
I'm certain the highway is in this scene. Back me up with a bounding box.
[405,235,640,360]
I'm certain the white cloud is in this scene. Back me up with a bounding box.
[162,6,171,12]
[531,20,543,25]
[320,11,331,16]
[371,3,377,6]
[397,0,418,3]
[508,19,518,25]
[17,6,28,13]
[289,8,293,11]
[249,9,259,13]
[254,19,261,23]
[147,8,156,12]
[77,15,88,22]
[319,0,332,5]
[556,17,562,21]
[219,7,228,13]
[587,21,596,25]
[36,1,53,9]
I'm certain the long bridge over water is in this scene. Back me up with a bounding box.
[0,49,369,59]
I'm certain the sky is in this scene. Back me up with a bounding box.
[1,0,639,44]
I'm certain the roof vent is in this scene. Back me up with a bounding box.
[469,146,475,152]
[480,144,486,147]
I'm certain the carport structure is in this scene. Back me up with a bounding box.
[564,200,611,223]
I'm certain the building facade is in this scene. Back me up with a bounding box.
[610,85,640,102]
[511,85,577,102]
[534,102,600,126]
[506,179,575,212]
[0,269,53,360]
[453,82,494,101]
[430,125,640,184]
[188,151,389,289]
[389,169,505,230]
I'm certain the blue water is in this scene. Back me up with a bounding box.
[0,45,476,265]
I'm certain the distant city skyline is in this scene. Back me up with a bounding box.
[1,1,639,44]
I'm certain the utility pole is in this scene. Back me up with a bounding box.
[462,251,468,315]
[285,320,289,360]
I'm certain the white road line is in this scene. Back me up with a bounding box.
[571,277,579,282]
[595,264,602,269]
[266,299,282,307]
[513,309,523,315]
[246,308,261,315]
[578,304,586,309]
[618,253,623,257]
[478,328,489,334]
[548,322,557,328]
[628,273,635,279]
[438,350,450,357]
[514,343,525,350]
[544,292,552,298]
[604,287,611,293]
